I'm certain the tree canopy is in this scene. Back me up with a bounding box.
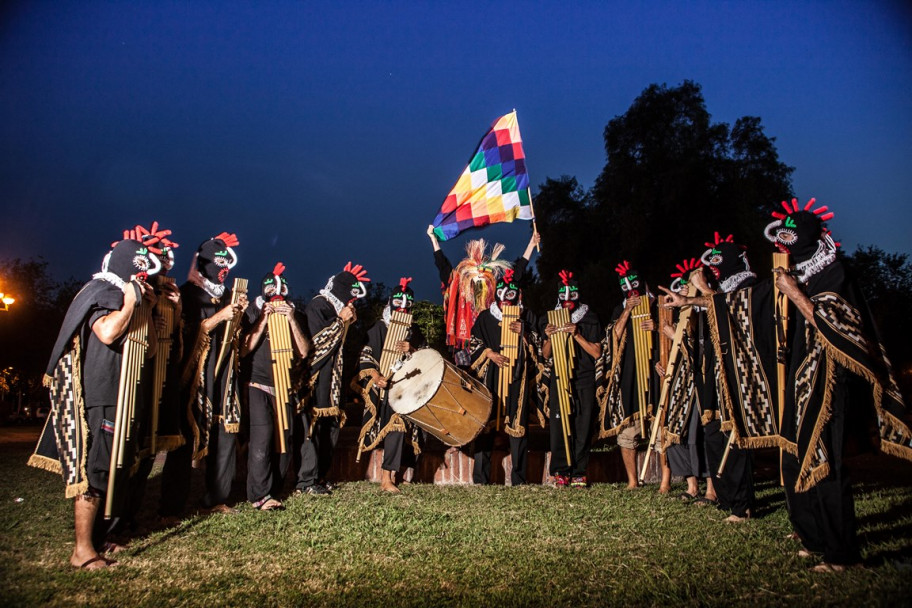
[530,80,794,316]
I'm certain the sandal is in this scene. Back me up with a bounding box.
[693,497,719,507]
[252,496,284,511]
[76,555,115,570]
[678,491,698,502]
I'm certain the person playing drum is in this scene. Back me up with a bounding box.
[353,278,425,493]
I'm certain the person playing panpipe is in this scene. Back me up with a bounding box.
[664,200,912,570]
[295,262,369,496]
[426,226,539,367]
[657,258,716,504]
[468,268,543,485]
[104,222,184,540]
[239,263,311,511]
[158,232,247,517]
[353,277,425,493]
[596,261,658,489]
[540,270,602,488]
[28,239,161,570]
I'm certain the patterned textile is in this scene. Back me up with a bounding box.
[29,337,89,498]
[597,324,632,438]
[662,327,698,448]
[790,290,912,490]
[431,111,532,241]
[307,317,347,427]
[707,284,785,449]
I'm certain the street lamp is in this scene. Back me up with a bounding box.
[0,291,14,312]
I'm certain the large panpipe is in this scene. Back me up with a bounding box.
[149,276,176,453]
[629,296,654,435]
[547,308,575,462]
[105,295,153,518]
[496,304,521,431]
[215,277,249,375]
[266,303,295,453]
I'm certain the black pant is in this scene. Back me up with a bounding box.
[549,380,595,476]
[382,431,404,472]
[782,387,859,565]
[296,412,339,489]
[246,386,293,502]
[159,421,237,515]
[704,419,753,517]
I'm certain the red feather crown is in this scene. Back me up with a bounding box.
[771,197,834,222]
[343,262,371,283]
[671,258,703,279]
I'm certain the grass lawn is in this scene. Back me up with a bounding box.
[1,432,911,607]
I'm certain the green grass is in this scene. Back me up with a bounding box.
[1,435,911,607]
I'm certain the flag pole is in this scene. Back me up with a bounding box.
[526,187,541,252]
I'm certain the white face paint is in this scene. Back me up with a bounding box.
[350,281,367,300]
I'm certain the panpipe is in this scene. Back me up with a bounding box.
[149,276,176,453]
[496,305,521,432]
[214,277,248,375]
[378,309,413,378]
[629,295,654,436]
[547,308,575,462]
[639,280,696,482]
[266,303,295,453]
[773,252,791,485]
[105,294,153,518]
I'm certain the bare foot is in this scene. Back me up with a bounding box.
[100,541,127,555]
[658,484,671,494]
[724,513,750,523]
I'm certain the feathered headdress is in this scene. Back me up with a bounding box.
[454,239,512,312]
[670,258,703,293]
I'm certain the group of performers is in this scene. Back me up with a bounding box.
[28,197,912,573]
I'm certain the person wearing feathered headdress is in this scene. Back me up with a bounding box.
[468,268,543,485]
[596,261,659,490]
[657,257,718,506]
[28,238,162,569]
[239,263,311,511]
[663,198,912,571]
[540,270,602,488]
[294,262,369,496]
[427,225,540,366]
[352,277,425,493]
[158,232,248,518]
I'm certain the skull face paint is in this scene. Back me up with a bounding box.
[496,269,520,306]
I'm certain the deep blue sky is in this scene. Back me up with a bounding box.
[2,1,910,302]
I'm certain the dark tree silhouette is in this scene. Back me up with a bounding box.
[531,80,795,318]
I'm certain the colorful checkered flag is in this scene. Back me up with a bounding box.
[431,111,534,241]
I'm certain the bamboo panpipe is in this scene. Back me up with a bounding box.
[496,305,521,432]
[639,279,696,483]
[629,296,654,436]
[266,303,295,453]
[105,293,153,518]
[149,276,176,453]
[379,310,413,377]
[214,277,248,375]
[547,308,575,463]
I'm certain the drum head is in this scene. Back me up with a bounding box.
[388,349,445,415]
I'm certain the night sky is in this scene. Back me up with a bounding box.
[2,1,910,303]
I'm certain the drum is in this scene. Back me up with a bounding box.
[388,349,492,447]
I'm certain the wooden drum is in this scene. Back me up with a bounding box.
[387,349,492,447]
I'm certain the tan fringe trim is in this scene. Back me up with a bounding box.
[795,462,830,494]
[793,344,838,492]
[880,440,912,463]
[355,372,379,461]
[43,374,53,388]
[701,409,717,425]
[184,328,212,459]
[27,454,61,474]
[155,435,186,452]
[223,423,240,433]
[704,298,743,444]
[73,336,89,497]
[599,414,638,440]
[65,481,89,500]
